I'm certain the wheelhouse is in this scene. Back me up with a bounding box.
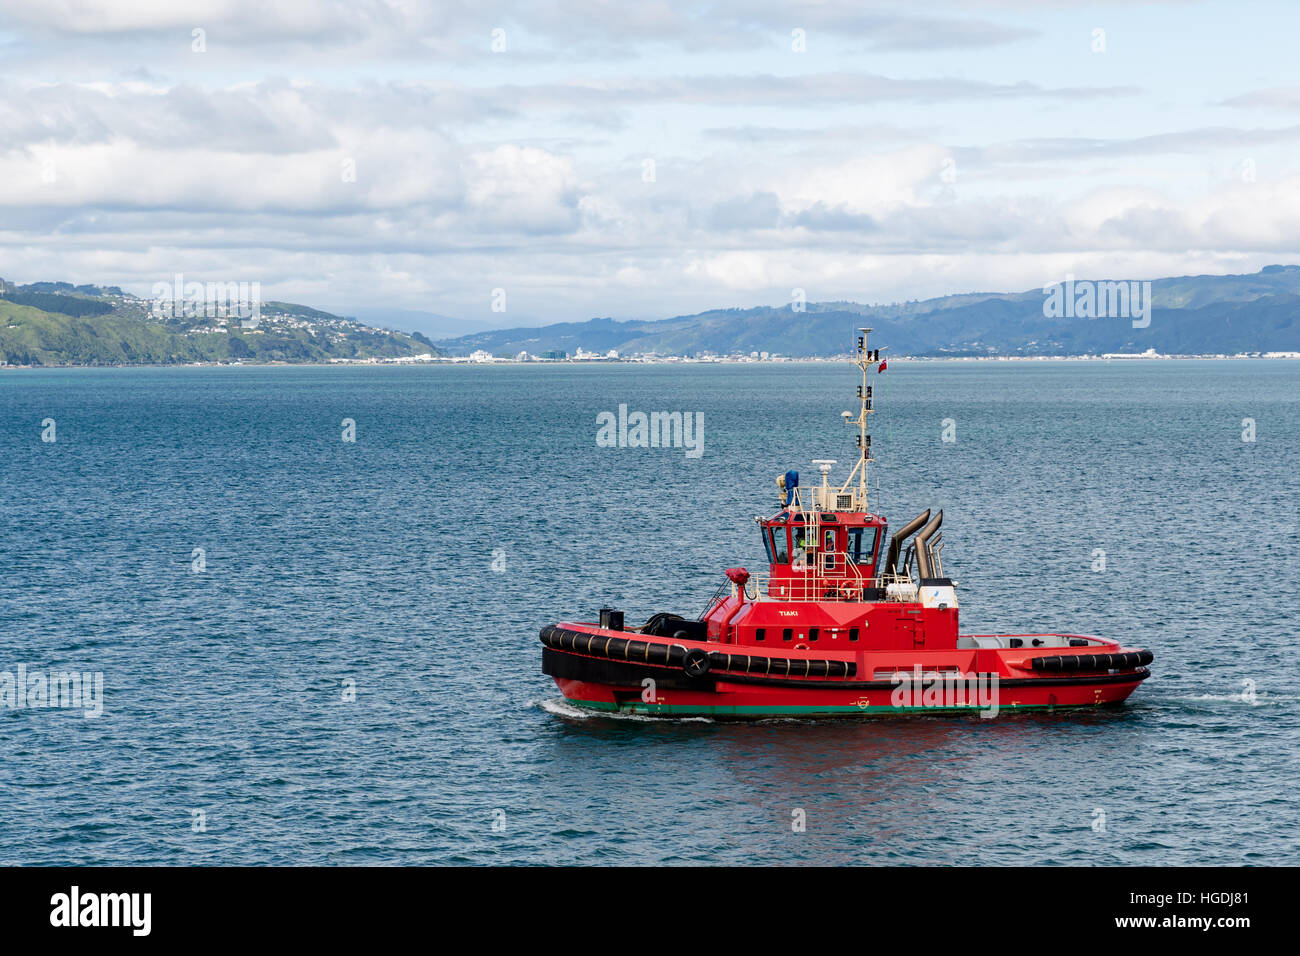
[761,511,885,580]
[752,503,892,605]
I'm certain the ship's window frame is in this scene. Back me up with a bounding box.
[770,528,789,564]
[791,524,809,557]
[782,628,793,642]
[822,528,838,570]
[755,628,766,642]
[847,527,880,566]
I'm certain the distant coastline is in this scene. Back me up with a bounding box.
[4,351,1298,371]
[7,265,1300,367]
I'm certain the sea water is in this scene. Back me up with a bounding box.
[1,360,1296,864]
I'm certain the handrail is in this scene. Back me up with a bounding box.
[698,578,731,620]
[752,570,913,603]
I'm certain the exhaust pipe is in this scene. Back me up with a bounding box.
[884,509,929,575]
[915,510,943,579]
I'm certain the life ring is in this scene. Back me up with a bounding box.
[795,642,810,650]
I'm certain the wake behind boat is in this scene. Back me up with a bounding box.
[541,330,1153,718]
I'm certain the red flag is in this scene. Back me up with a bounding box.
[877,359,887,373]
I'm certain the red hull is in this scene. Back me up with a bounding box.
[553,675,1145,718]
[542,624,1151,719]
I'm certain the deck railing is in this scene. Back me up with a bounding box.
[711,569,920,605]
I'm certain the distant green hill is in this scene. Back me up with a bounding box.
[3,291,114,318]
[0,282,436,366]
[436,265,1300,357]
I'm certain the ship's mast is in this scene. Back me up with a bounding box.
[838,327,881,511]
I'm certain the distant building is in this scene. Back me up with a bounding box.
[1102,348,1160,359]
[469,349,494,363]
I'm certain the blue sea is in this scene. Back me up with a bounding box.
[1,360,1297,865]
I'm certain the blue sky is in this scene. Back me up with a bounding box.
[2,1,1299,334]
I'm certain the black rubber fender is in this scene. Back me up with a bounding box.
[539,624,856,678]
[1030,649,1154,672]
[682,648,711,677]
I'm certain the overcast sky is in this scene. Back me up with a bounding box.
[3,0,1300,332]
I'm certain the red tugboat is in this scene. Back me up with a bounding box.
[541,330,1153,717]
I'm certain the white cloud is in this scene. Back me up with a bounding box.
[462,145,581,234]
[0,0,1295,327]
